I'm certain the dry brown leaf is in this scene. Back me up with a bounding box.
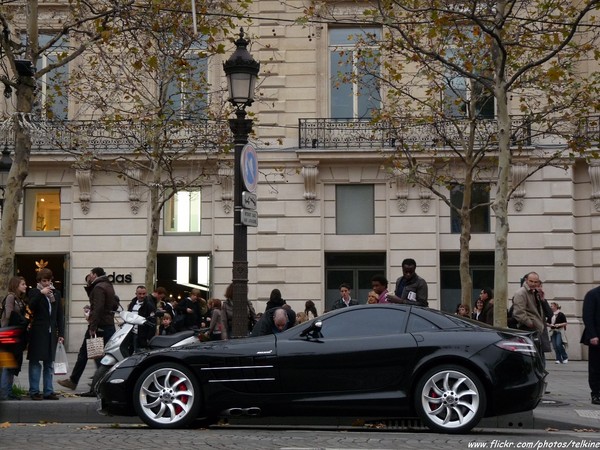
[574,428,599,432]
[0,422,11,428]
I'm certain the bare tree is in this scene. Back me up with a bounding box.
[306,0,600,324]
[0,0,137,293]
[66,2,248,289]
[0,0,249,293]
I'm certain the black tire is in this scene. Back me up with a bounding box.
[133,362,201,429]
[414,364,486,434]
[91,364,110,394]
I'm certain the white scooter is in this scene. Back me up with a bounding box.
[89,310,200,393]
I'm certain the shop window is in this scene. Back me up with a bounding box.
[24,188,61,236]
[164,190,201,233]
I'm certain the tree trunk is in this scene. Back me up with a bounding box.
[0,80,35,294]
[459,170,474,307]
[493,87,511,328]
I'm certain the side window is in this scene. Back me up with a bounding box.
[321,308,407,338]
[24,188,61,236]
[406,314,440,333]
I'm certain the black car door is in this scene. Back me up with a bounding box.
[276,306,417,395]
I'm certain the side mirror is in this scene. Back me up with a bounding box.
[300,320,323,338]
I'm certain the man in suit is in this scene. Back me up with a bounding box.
[581,285,600,404]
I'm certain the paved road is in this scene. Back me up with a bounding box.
[0,423,599,450]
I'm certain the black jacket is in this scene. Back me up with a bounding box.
[251,307,296,337]
[127,296,156,346]
[582,285,600,345]
[330,298,359,309]
[27,287,64,362]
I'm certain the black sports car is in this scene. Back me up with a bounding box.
[97,304,546,433]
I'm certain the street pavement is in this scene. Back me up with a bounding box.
[0,352,599,432]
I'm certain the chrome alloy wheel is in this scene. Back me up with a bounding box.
[137,366,196,426]
[420,369,481,431]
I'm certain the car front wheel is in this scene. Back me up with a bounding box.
[133,362,201,428]
[414,365,486,433]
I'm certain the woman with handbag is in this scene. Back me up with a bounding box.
[0,276,28,400]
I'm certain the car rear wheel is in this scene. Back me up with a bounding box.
[414,365,486,433]
[133,362,201,429]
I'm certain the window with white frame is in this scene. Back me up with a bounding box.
[24,188,61,236]
[35,34,69,120]
[164,189,201,233]
[164,42,208,120]
[336,185,374,234]
[329,27,381,119]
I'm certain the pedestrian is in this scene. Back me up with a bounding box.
[472,298,484,321]
[75,267,119,397]
[548,302,568,364]
[127,285,156,351]
[58,276,96,392]
[265,289,286,311]
[512,272,551,366]
[456,304,470,318]
[176,288,204,330]
[331,283,358,309]
[581,285,600,404]
[0,276,28,400]
[204,298,226,340]
[221,283,257,338]
[26,268,64,400]
[367,290,379,304]
[251,307,296,337]
[386,258,428,306]
[304,300,318,319]
[370,274,389,303]
[158,313,177,335]
[480,287,494,325]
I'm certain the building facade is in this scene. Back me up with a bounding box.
[0,1,599,359]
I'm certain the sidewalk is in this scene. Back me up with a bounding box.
[0,353,598,430]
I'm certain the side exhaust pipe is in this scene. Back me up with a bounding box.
[223,407,262,416]
[224,408,244,416]
[244,407,261,416]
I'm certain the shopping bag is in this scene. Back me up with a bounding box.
[86,334,104,359]
[54,342,69,375]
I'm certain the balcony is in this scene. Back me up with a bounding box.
[298,117,536,150]
[0,118,230,154]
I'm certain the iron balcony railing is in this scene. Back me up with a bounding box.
[298,117,536,149]
[0,118,230,153]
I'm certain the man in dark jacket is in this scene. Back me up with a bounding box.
[27,268,64,400]
[127,285,156,351]
[387,258,429,307]
[582,285,600,404]
[251,307,296,337]
[330,283,358,310]
[88,267,118,345]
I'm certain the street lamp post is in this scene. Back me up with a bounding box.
[223,29,260,338]
[0,144,12,216]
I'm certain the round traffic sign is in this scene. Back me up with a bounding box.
[241,143,258,192]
